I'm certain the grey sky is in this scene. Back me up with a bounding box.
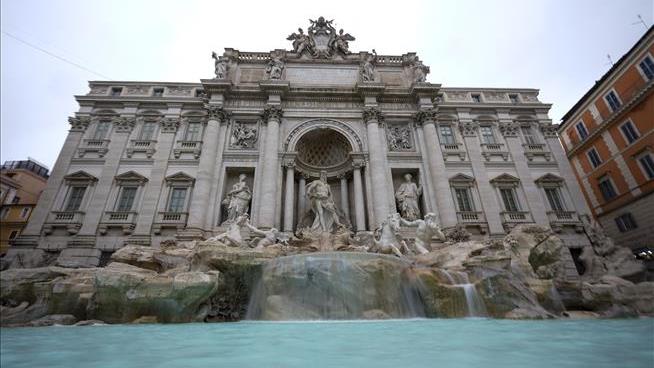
[1,0,652,168]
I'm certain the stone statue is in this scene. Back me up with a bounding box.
[245,221,281,249]
[230,123,258,149]
[329,29,355,55]
[221,174,252,224]
[400,213,445,255]
[395,173,422,221]
[207,214,249,247]
[369,213,407,257]
[265,55,285,80]
[361,49,377,82]
[286,28,314,56]
[388,126,412,151]
[211,51,228,79]
[413,60,429,83]
[306,170,345,233]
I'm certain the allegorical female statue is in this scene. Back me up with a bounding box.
[222,174,252,224]
[395,173,422,221]
[305,171,345,233]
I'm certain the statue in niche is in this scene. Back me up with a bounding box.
[221,174,252,224]
[265,55,285,80]
[360,49,377,82]
[230,123,258,149]
[211,51,228,79]
[400,213,445,255]
[388,126,412,151]
[395,173,422,221]
[207,214,249,247]
[305,170,345,233]
[286,28,315,56]
[329,29,355,55]
[413,60,429,83]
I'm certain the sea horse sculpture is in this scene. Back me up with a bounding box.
[369,213,406,257]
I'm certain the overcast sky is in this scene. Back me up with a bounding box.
[1,0,652,168]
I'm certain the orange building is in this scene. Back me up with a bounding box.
[0,159,49,254]
[559,27,653,252]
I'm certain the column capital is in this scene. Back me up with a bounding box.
[539,123,559,138]
[112,116,136,133]
[204,103,230,122]
[498,120,519,137]
[160,117,180,134]
[362,107,383,124]
[414,108,437,126]
[68,116,91,132]
[262,105,283,122]
[351,159,366,170]
[459,120,479,137]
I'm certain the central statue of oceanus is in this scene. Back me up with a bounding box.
[297,170,350,235]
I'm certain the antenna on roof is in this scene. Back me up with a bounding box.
[606,54,614,66]
[632,14,650,30]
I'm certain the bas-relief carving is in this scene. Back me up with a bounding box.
[230,122,258,149]
[445,91,469,101]
[167,86,193,96]
[484,92,508,102]
[126,86,150,95]
[88,86,108,95]
[521,93,539,102]
[386,125,413,151]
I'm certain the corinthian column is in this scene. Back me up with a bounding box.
[339,173,351,222]
[258,105,283,228]
[186,104,228,235]
[363,107,391,225]
[283,161,295,232]
[297,173,307,223]
[352,160,367,231]
[416,109,457,227]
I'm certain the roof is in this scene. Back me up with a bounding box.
[560,26,654,124]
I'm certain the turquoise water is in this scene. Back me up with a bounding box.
[2,319,653,368]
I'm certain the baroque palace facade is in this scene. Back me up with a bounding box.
[9,18,591,269]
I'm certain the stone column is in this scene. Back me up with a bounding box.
[339,174,351,222]
[132,117,179,237]
[352,160,367,232]
[258,105,283,228]
[363,107,391,225]
[297,174,307,223]
[417,110,457,227]
[22,117,90,238]
[185,105,228,236]
[283,162,295,232]
[77,116,134,238]
[498,118,548,226]
[458,111,504,235]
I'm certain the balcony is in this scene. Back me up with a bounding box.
[99,211,137,235]
[173,140,202,159]
[153,211,188,234]
[547,210,583,233]
[500,211,533,231]
[126,139,157,158]
[456,211,488,234]
[77,139,110,158]
[43,211,84,235]
[522,143,552,162]
[480,143,509,161]
[440,143,467,161]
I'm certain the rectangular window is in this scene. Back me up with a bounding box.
[480,126,496,144]
[544,188,565,211]
[168,188,187,213]
[9,230,19,239]
[615,213,637,232]
[598,176,617,201]
[153,88,164,97]
[521,126,538,144]
[500,188,520,212]
[64,186,87,212]
[619,120,640,144]
[587,148,602,168]
[639,55,654,80]
[140,122,157,140]
[638,153,654,179]
[605,91,621,112]
[20,207,31,219]
[116,187,137,212]
[455,188,474,212]
[111,87,123,96]
[471,94,481,103]
[439,126,455,145]
[93,121,111,140]
[185,123,201,141]
[575,121,589,140]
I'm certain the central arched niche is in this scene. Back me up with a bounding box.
[294,128,353,178]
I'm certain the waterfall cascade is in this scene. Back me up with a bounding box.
[436,270,488,317]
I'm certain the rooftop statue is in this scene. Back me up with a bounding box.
[287,17,355,58]
[211,51,228,79]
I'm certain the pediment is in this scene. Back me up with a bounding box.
[165,172,195,184]
[115,170,149,184]
[490,173,520,184]
[449,173,475,183]
[64,171,98,183]
[535,173,564,184]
